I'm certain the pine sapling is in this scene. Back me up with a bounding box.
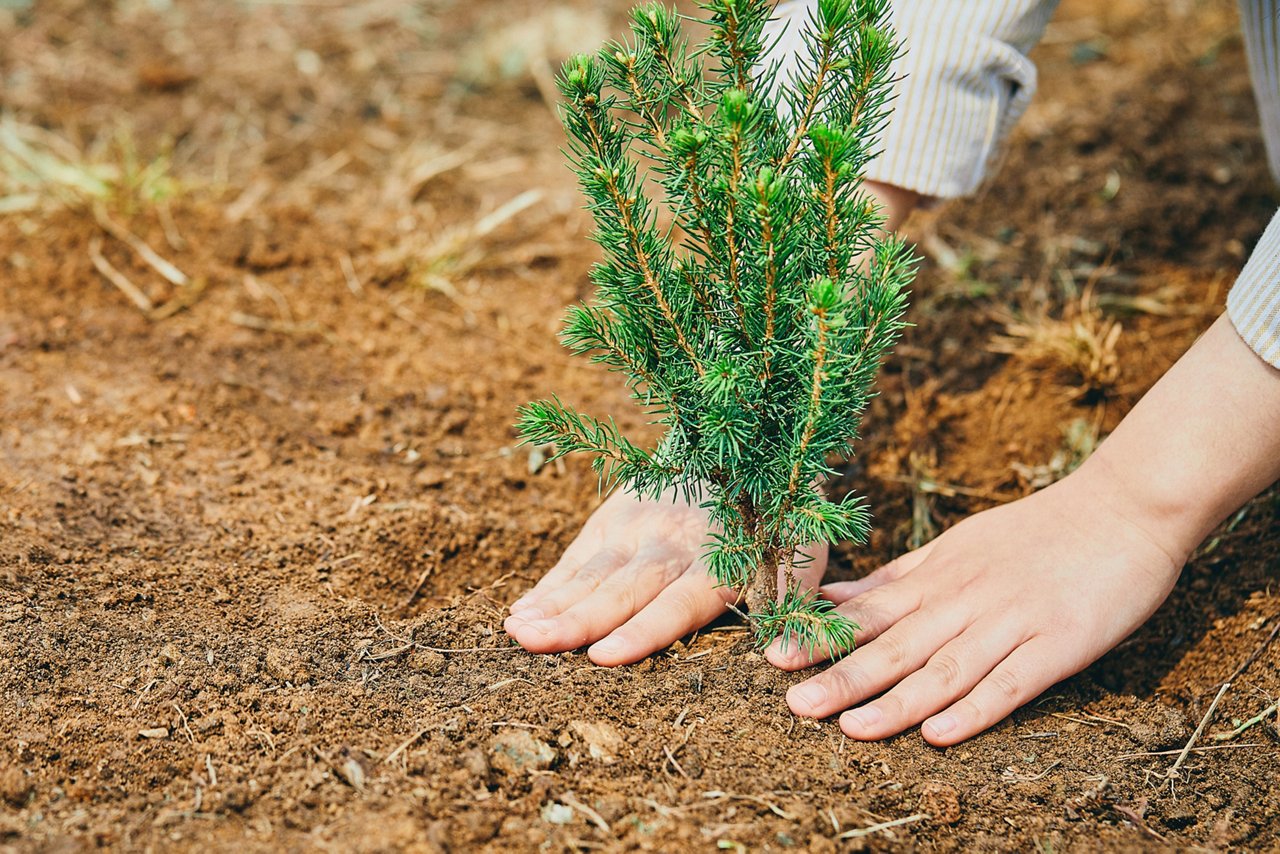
[518,0,916,659]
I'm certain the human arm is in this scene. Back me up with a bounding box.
[768,311,1280,745]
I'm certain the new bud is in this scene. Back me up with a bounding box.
[720,88,754,126]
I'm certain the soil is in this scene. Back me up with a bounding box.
[2,0,1278,851]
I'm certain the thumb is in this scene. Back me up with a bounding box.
[822,542,934,604]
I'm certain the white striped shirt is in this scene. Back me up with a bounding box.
[767,0,1280,368]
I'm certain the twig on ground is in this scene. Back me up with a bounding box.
[885,473,1019,503]
[663,745,689,779]
[157,198,186,250]
[383,727,432,765]
[90,237,154,313]
[1114,742,1267,759]
[339,252,363,296]
[228,311,335,344]
[837,812,929,839]
[172,702,195,744]
[224,178,271,223]
[453,678,535,708]
[1169,682,1231,778]
[702,791,797,821]
[372,612,411,645]
[365,643,413,662]
[560,792,612,835]
[1112,800,1166,842]
[1046,711,1131,730]
[1212,700,1279,742]
[401,564,436,611]
[149,276,208,320]
[93,202,189,286]
[1002,760,1060,782]
[416,644,519,654]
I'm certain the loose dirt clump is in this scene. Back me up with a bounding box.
[2,0,1278,850]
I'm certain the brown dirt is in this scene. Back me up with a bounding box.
[2,0,1278,851]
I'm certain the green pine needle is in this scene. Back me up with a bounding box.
[519,0,916,649]
[754,588,860,660]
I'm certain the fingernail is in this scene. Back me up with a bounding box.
[843,705,883,729]
[592,636,623,656]
[790,683,828,711]
[925,714,956,738]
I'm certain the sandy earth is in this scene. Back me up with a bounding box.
[1,0,1278,850]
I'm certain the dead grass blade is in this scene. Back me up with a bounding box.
[93,202,189,287]
[990,287,1122,397]
[90,236,155,313]
[837,812,929,839]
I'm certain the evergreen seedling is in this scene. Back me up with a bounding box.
[519,0,916,659]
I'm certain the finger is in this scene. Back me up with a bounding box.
[821,544,934,604]
[764,575,924,671]
[505,543,635,625]
[587,569,730,667]
[837,624,1023,741]
[920,636,1070,747]
[506,549,691,654]
[509,530,602,614]
[782,606,966,719]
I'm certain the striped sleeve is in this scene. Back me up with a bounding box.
[1230,1,1280,368]
[1227,211,1280,367]
[1240,0,1280,181]
[764,1,1060,198]
[865,0,1060,198]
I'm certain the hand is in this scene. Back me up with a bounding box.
[505,487,828,666]
[765,461,1187,746]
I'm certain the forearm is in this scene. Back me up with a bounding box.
[864,180,922,232]
[1081,315,1280,560]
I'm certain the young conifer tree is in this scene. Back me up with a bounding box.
[518,0,916,658]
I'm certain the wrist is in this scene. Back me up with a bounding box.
[1071,449,1200,568]
[864,180,923,232]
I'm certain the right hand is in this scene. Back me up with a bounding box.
[505,487,829,665]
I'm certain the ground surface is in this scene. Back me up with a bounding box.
[2,0,1279,851]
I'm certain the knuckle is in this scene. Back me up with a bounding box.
[670,586,708,622]
[874,632,910,670]
[876,692,907,722]
[925,651,965,691]
[821,663,870,701]
[608,575,639,618]
[988,666,1023,702]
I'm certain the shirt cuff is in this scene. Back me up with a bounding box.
[864,2,1057,198]
[1227,208,1280,368]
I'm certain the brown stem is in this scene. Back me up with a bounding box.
[724,127,746,324]
[579,106,704,377]
[777,309,831,526]
[775,39,833,172]
[745,550,779,616]
[823,151,840,280]
[756,176,779,380]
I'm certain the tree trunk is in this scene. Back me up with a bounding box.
[744,550,779,617]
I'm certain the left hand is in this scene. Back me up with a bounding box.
[764,460,1187,746]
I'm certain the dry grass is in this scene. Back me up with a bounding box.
[0,117,180,216]
[374,188,544,297]
[989,288,1123,397]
